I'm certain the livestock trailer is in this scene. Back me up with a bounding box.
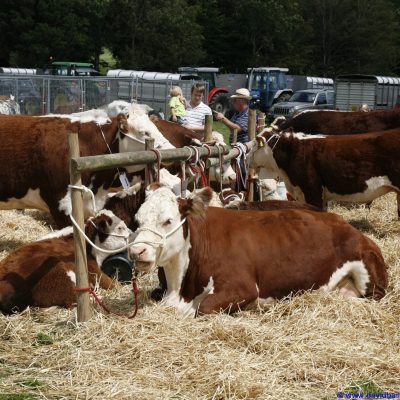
[287,76,333,92]
[335,74,400,111]
[107,69,208,117]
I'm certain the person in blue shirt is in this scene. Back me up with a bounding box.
[214,88,252,144]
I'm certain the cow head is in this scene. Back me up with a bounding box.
[118,104,175,155]
[247,132,280,175]
[129,185,213,273]
[85,209,133,266]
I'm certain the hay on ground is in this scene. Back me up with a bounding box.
[0,195,399,399]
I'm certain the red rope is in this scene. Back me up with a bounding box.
[74,278,140,319]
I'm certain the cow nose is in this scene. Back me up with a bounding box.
[129,246,146,261]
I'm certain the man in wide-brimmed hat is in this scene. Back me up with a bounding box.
[214,88,252,144]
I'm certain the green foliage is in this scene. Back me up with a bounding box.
[0,0,400,75]
[17,378,43,388]
[213,121,230,144]
[35,332,53,346]
[342,380,383,394]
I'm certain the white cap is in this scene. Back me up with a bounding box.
[230,88,251,100]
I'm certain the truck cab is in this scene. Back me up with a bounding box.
[247,67,292,113]
[41,61,100,76]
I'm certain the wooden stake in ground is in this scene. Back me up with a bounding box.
[247,109,257,201]
[258,112,266,133]
[68,132,91,323]
[204,114,213,142]
[145,137,155,187]
[232,128,238,144]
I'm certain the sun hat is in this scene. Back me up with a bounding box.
[230,88,251,100]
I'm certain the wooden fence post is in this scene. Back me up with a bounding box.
[204,114,213,142]
[145,137,155,186]
[247,109,257,201]
[257,112,266,133]
[248,109,257,140]
[68,132,92,323]
[232,128,238,144]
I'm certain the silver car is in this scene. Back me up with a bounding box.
[268,89,335,119]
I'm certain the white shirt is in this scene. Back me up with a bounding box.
[185,101,212,127]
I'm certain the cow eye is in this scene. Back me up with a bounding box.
[163,219,172,226]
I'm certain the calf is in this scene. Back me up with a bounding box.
[248,129,400,216]
[276,109,400,135]
[129,187,387,316]
[0,210,131,313]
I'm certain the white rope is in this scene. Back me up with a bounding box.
[133,218,187,249]
[69,214,136,255]
[68,184,97,214]
[121,131,171,149]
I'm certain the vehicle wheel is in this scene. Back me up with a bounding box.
[210,93,230,116]
[275,92,291,103]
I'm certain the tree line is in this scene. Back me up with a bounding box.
[1,0,400,77]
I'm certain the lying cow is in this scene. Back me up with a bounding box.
[248,129,400,217]
[129,186,387,316]
[0,210,131,314]
[225,198,321,212]
[275,109,400,135]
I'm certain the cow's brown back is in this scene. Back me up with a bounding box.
[277,109,400,135]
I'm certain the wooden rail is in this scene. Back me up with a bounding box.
[71,145,230,173]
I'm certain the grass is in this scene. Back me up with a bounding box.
[0,395,38,400]
[213,120,230,144]
[35,332,53,346]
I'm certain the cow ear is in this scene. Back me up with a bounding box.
[118,114,129,132]
[179,187,213,218]
[85,218,98,242]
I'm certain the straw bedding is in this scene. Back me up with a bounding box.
[0,196,399,399]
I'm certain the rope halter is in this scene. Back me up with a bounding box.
[133,217,187,250]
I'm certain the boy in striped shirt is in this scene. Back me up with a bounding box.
[184,83,212,134]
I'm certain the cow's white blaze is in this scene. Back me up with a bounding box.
[323,176,396,205]
[0,188,50,212]
[66,270,76,285]
[320,260,369,296]
[131,187,187,269]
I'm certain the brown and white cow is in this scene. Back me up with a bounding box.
[0,105,174,227]
[0,210,131,314]
[275,109,400,135]
[248,129,400,216]
[128,186,387,316]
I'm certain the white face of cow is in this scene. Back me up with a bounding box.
[119,104,174,156]
[247,137,277,175]
[89,210,133,266]
[129,187,186,273]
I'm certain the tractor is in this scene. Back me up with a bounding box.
[247,67,293,113]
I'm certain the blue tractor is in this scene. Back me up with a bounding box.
[247,67,293,113]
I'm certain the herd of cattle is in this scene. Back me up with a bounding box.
[0,101,398,316]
